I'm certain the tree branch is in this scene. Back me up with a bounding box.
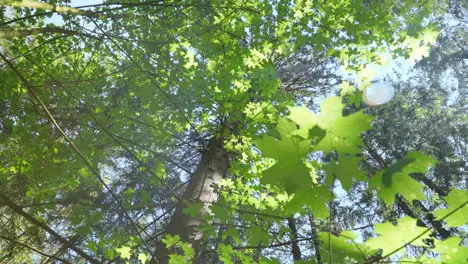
[0,192,100,264]
[232,237,313,250]
[0,27,100,39]
[0,235,72,264]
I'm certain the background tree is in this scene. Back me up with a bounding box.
[0,0,466,264]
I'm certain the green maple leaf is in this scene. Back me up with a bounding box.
[138,253,149,264]
[366,216,428,255]
[116,246,132,260]
[247,225,270,245]
[218,244,234,264]
[306,186,331,219]
[287,106,320,139]
[347,92,363,107]
[257,118,314,194]
[369,151,435,204]
[433,236,468,264]
[169,254,187,264]
[222,227,241,244]
[409,42,430,62]
[318,231,373,263]
[339,81,356,96]
[315,96,374,154]
[182,202,204,217]
[434,189,468,227]
[162,234,181,249]
[323,155,367,190]
[421,27,440,44]
[86,241,98,254]
[180,243,195,259]
[210,204,230,222]
[286,185,330,219]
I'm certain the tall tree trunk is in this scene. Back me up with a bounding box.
[308,211,322,264]
[287,217,302,261]
[152,138,229,264]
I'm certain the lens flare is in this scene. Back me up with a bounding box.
[363,82,394,106]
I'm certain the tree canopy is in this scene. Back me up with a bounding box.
[0,0,467,263]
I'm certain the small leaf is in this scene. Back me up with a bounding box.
[247,225,270,245]
[123,187,136,196]
[183,202,204,217]
[116,246,132,260]
[339,81,356,96]
[218,244,234,264]
[222,227,241,244]
[180,243,194,259]
[86,241,98,254]
[138,253,149,263]
[169,254,187,264]
[162,234,181,249]
[210,204,230,222]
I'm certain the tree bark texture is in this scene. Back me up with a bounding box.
[152,138,229,264]
[308,212,322,264]
[287,217,302,261]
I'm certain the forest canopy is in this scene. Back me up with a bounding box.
[0,0,467,264]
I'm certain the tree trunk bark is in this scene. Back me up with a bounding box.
[152,138,229,264]
[308,211,322,264]
[287,217,302,261]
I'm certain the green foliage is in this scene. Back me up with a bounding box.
[433,236,468,264]
[115,246,132,260]
[138,253,149,264]
[434,189,468,227]
[162,234,194,263]
[365,216,429,255]
[183,202,204,217]
[369,151,436,204]
[1,0,464,263]
[315,96,374,154]
[323,156,367,190]
[247,225,270,245]
[302,186,331,219]
[318,231,374,263]
[162,235,182,249]
[256,117,315,194]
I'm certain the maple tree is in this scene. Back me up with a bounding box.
[0,0,467,264]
